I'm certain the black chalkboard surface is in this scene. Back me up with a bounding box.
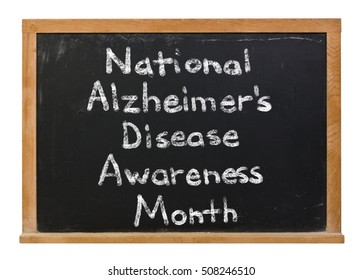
[36,33,326,233]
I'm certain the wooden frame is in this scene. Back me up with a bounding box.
[21,19,343,243]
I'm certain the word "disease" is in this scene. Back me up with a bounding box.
[121,121,239,149]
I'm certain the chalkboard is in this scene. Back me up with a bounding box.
[22,19,343,243]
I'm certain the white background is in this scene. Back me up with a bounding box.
[1,1,360,279]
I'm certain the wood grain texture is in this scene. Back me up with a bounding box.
[326,32,342,233]
[22,19,341,33]
[22,31,37,233]
[21,19,342,243]
[20,232,344,243]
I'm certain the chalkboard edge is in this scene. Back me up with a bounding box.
[22,19,341,33]
[326,31,342,234]
[22,28,37,234]
[20,232,344,243]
